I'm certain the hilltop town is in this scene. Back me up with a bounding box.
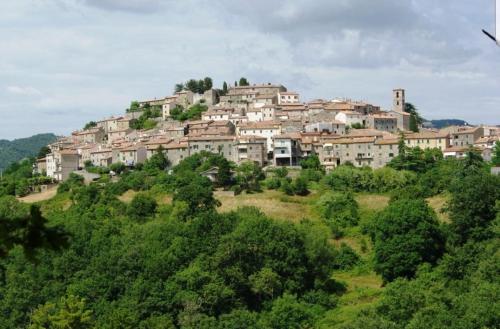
[36,79,500,181]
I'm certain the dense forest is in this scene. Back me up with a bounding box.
[0,141,499,328]
[0,133,57,170]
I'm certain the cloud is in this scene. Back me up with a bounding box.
[0,0,497,139]
[77,0,162,13]
[216,0,480,69]
[6,85,42,96]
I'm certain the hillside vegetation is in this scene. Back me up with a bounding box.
[0,133,57,170]
[0,147,498,328]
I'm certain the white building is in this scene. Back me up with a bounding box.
[237,121,282,153]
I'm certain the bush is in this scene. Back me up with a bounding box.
[280,178,294,196]
[372,198,445,282]
[333,243,360,270]
[292,177,309,196]
[322,166,374,192]
[110,162,126,175]
[265,177,281,190]
[317,192,359,228]
[57,173,84,193]
[273,167,288,178]
[300,169,323,183]
[127,193,158,221]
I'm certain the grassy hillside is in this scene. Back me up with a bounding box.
[0,133,57,169]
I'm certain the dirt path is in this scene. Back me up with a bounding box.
[18,186,58,203]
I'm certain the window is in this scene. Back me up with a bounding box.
[389,153,394,157]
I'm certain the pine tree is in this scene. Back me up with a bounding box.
[409,114,419,132]
[222,81,228,95]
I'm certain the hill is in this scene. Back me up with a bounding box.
[0,133,57,170]
[427,119,468,128]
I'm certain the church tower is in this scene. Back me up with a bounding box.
[393,88,405,112]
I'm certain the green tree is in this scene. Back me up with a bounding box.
[409,114,419,132]
[216,158,233,188]
[492,141,500,166]
[127,193,158,221]
[222,81,228,95]
[109,162,126,175]
[28,295,93,329]
[317,192,359,228]
[300,154,322,171]
[273,167,288,178]
[249,267,282,301]
[262,294,316,329]
[15,179,30,197]
[239,77,249,86]
[143,146,169,172]
[173,174,220,218]
[235,161,265,192]
[185,79,199,93]
[83,121,97,130]
[37,145,52,159]
[404,102,424,125]
[448,170,500,244]
[175,83,184,93]
[0,196,67,260]
[127,101,140,113]
[203,77,213,91]
[292,177,309,196]
[372,198,445,282]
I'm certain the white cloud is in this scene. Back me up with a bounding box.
[6,85,42,96]
[0,0,498,139]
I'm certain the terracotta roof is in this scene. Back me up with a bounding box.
[239,121,281,129]
[273,132,301,140]
[164,142,188,149]
[330,137,377,144]
[255,94,275,99]
[452,127,482,135]
[346,129,386,137]
[444,146,477,152]
[90,148,112,154]
[188,135,235,141]
[233,84,284,89]
[236,135,267,142]
[59,150,78,155]
[108,128,131,133]
[405,131,449,139]
[374,138,399,145]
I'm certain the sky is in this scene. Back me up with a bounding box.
[0,0,499,139]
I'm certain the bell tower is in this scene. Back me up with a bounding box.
[393,88,405,112]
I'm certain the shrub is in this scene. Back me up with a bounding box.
[273,167,288,178]
[265,177,281,190]
[372,198,445,282]
[333,243,360,270]
[57,173,84,193]
[110,162,126,175]
[292,177,309,196]
[317,192,359,228]
[127,193,158,221]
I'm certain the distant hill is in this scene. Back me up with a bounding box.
[427,119,468,129]
[0,133,57,170]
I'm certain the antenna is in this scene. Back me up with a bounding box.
[483,0,500,45]
[497,0,499,41]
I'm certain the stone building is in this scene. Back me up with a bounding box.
[233,136,268,166]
